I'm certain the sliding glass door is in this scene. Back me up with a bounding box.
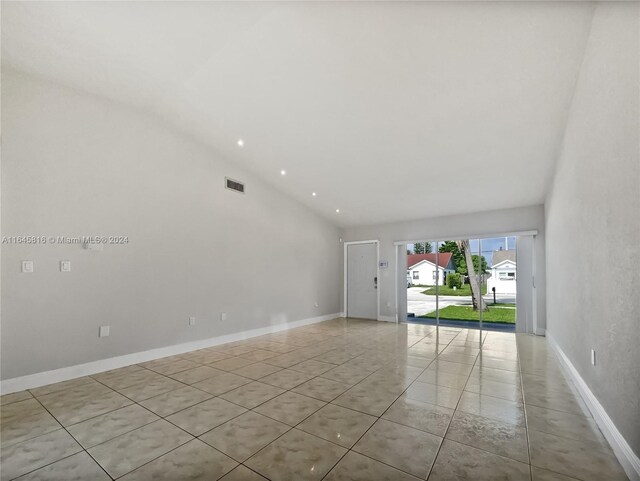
[406,236,517,331]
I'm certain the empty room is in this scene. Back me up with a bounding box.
[1,1,638,481]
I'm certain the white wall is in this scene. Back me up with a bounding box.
[487,263,517,295]
[408,262,446,286]
[545,2,640,458]
[343,205,545,327]
[1,70,342,380]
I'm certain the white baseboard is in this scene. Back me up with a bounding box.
[377,315,397,323]
[0,312,343,395]
[547,332,640,481]
[535,328,546,336]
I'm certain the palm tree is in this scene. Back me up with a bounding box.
[456,239,488,311]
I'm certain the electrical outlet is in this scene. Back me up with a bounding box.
[189,316,196,326]
[60,260,71,272]
[99,326,110,338]
[21,260,34,273]
[591,349,596,366]
[220,312,227,321]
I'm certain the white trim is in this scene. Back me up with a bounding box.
[343,240,380,321]
[0,312,343,395]
[408,259,443,270]
[393,230,538,245]
[377,315,396,323]
[532,234,538,334]
[394,245,399,323]
[491,259,517,269]
[547,332,640,481]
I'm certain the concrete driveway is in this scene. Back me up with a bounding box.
[407,287,462,316]
[407,287,516,316]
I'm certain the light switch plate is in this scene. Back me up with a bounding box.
[21,260,34,273]
[60,260,71,272]
[591,349,596,366]
[189,316,196,326]
[220,312,227,321]
[99,326,110,338]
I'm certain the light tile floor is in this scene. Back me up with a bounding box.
[0,318,630,481]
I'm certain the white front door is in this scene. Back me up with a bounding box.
[347,242,378,319]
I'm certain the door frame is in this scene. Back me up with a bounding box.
[343,240,380,321]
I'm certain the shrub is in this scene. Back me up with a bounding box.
[447,272,463,289]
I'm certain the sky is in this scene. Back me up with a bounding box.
[408,236,516,266]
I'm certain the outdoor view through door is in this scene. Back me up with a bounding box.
[406,237,517,331]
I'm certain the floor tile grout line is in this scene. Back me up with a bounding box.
[19,394,116,481]
[315,320,446,480]
[318,327,465,480]
[425,332,534,468]
[86,415,195,480]
[5,320,614,481]
[85,338,352,481]
[231,348,375,477]
[191,328,390,478]
[106,436,218,480]
[17,330,351,481]
[515,336,534,478]
[424,328,481,480]
[233,319,442,480]
[19,360,287,479]
[308,331,524,479]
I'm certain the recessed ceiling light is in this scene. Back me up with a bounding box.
[280,170,286,176]
[312,192,317,197]
[237,139,244,147]
[335,209,340,213]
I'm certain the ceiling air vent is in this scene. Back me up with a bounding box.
[225,177,245,194]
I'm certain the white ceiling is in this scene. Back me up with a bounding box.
[2,1,595,227]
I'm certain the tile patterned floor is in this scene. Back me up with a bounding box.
[0,318,630,481]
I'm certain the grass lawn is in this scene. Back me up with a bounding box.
[421,284,487,296]
[420,305,515,324]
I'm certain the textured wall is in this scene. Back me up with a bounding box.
[1,71,342,379]
[545,2,640,455]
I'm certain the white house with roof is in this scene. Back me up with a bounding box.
[487,249,517,294]
[407,253,456,286]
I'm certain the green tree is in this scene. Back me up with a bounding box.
[439,241,465,273]
[471,254,488,274]
[439,241,487,275]
[413,242,432,254]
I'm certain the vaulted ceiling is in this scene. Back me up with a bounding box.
[2,1,595,226]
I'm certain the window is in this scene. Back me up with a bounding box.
[413,271,419,280]
[499,271,516,280]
